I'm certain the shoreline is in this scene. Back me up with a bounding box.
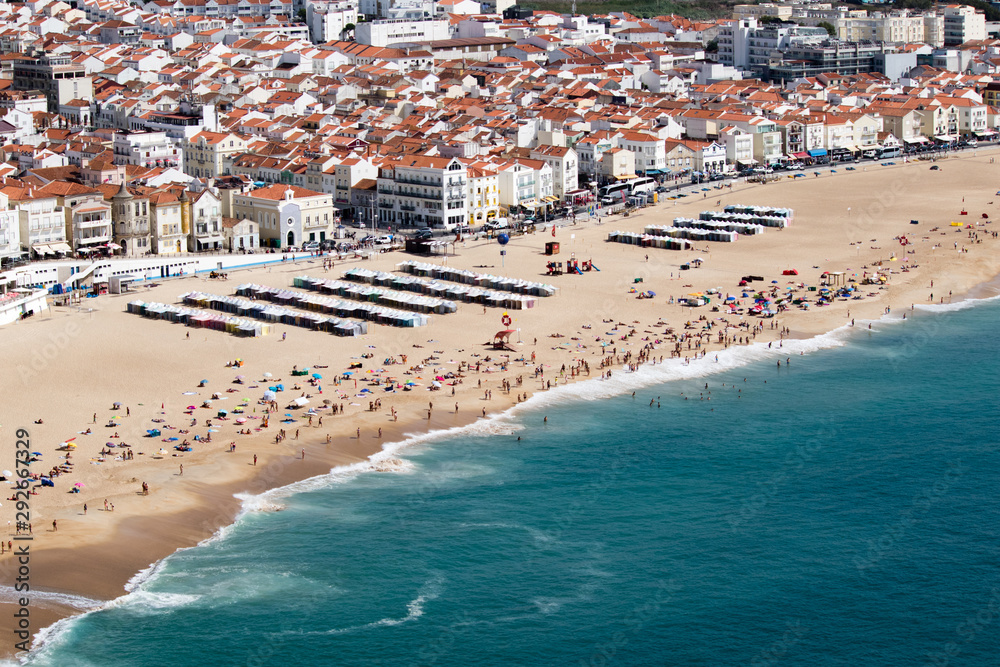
[13,281,1000,661]
[4,149,1000,660]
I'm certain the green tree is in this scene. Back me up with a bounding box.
[706,39,719,53]
[817,21,836,37]
[297,7,306,21]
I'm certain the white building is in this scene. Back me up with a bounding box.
[355,18,451,47]
[376,155,468,230]
[614,131,666,177]
[305,0,358,42]
[943,5,985,47]
[233,184,335,248]
[496,159,553,214]
[529,145,578,199]
[4,186,70,259]
[113,131,180,168]
[0,192,21,263]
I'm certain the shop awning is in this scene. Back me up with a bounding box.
[49,243,72,253]
[793,152,809,159]
[645,169,664,175]
[107,242,122,250]
[808,149,827,157]
[737,158,757,165]
[33,245,52,255]
[934,135,955,142]
[904,137,927,144]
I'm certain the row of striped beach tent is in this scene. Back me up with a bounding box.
[396,260,557,297]
[127,300,271,337]
[700,211,787,229]
[673,217,765,235]
[645,224,739,243]
[181,291,368,336]
[342,268,537,310]
[234,283,430,328]
[720,204,794,224]
[606,231,693,250]
[292,275,456,314]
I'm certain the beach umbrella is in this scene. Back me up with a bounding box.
[74,482,84,488]
[235,375,245,380]
[323,399,332,405]
[263,372,273,378]
[312,373,323,379]
[113,402,121,407]
[187,405,197,410]
[31,452,42,456]
[201,379,208,384]
[2,470,11,477]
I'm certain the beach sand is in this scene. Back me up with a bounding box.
[2,149,1000,657]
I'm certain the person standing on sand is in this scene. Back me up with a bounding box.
[52,520,56,532]
[253,455,257,466]
[179,464,183,475]
[301,449,305,459]
[83,504,87,515]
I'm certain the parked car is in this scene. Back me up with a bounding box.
[302,241,319,251]
[375,234,393,245]
[413,228,434,240]
[484,220,509,231]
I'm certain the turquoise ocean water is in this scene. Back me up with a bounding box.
[14,297,1000,666]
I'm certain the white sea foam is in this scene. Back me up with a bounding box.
[913,292,1000,313]
[325,575,443,634]
[0,587,100,611]
[102,590,201,613]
